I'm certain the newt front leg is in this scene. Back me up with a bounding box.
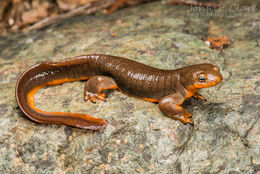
[158,93,194,125]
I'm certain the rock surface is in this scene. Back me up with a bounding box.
[0,1,259,173]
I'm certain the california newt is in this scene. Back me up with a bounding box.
[15,54,222,130]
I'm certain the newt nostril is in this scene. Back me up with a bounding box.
[213,66,219,72]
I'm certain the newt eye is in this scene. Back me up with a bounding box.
[198,75,206,82]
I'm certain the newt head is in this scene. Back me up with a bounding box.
[180,63,222,91]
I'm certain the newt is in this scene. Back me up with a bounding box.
[15,54,222,130]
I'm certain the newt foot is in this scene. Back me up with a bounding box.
[178,110,194,125]
[193,93,207,101]
[84,91,106,103]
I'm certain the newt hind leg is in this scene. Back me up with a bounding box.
[84,76,118,103]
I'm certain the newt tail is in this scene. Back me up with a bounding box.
[15,56,108,130]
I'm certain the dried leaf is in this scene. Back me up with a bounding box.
[0,0,11,21]
[207,36,229,50]
[21,1,54,26]
[56,0,97,10]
